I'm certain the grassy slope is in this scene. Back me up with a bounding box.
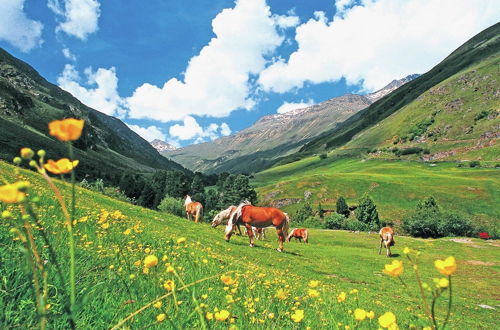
[254,157,499,229]
[338,55,500,162]
[1,160,499,328]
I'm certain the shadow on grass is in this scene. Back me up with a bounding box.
[389,253,401,258]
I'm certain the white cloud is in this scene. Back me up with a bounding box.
[276,99,315,114]
[48,0,101,40]
[62,48,76,61]
[127,124,166,142]
[57,64,126,116]
[169,116,232,142]
[127,0,285,123]
[220,122,232,136]
[0,0,43,52]
[335,0,357,17]
[259,0,500,92]
[273,13,300,29]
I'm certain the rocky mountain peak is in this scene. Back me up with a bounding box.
[150,139,177,152]
[366,74,420,102]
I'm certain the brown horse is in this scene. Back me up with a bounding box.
[184,195,203,223]
[379,226,395,257]
[287,228,309,243]
[225,202,290,252]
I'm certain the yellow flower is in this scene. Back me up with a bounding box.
[350,289,359,294]
[129,274,135,279]
[153,301,162,308]
[206,312,213,320]
[0,182,29,203]
[142,267,149,274]
[44,158,79,174]
[133,260,141,267]
[434,256,456,276]
[215,310,230,321]
[201,294,208,299]
[437,278,449,288]
[275,288,288,300]
[354,308,366,321]
[177,237,186,244]
[156,313,166,322]
[163,280,175,291]
[166,265,175,273]
[220,274,236,286]
[308,280,320,288]
[383,260,404,277]
[378,312,397,328]
[268,313,275,319]
[291,309,304,323]
[403,247,411,254]
[308,289,320,298]
[337,292,347,303]
[101,223,110,229]
[423,327,432,330]
[20,147,34,159]
[366,311,375,319]
[123,229,132,235]
[48,118,84,141]
[144,255,158,268]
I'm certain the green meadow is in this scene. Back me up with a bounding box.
[1,159,499,329]
[254,157,499,231]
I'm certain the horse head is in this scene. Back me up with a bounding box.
[184,195,192,206]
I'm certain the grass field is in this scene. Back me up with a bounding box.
[254,157,500,232]
[1,159,499,329]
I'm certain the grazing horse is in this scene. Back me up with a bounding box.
[287,228,309,243]
[379,227,395,257]
[184,195,203,223]
[211,205,242,235]
[225,202,290,252]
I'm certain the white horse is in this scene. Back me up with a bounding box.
[212,205,243,235]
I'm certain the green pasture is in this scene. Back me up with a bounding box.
[1,160,499,328]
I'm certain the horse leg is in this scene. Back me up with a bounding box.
[386,241,391,257]
[245,224,255,247]
[237,224,242,236]
[378,238,383,255]
[276,228,285,252]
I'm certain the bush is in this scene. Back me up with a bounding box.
[336,196,350,218]
[158,196,185,217]
[294,203,314,224]
[438,212,474,237]
[324,213,345,229]
[469,161,481,168]
[402,212,441,238]
[343,218,371,232]
[356,193,380,229]
[302,216,324,229]
[319,153,327,160]
[396,147,423,156]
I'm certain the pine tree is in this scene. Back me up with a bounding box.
[190,174,206,204]
[317,202,325,219]
[356,193,380,229]
[336,196,350,218]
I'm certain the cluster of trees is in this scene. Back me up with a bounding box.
[115,170,257,219]
[293,193,381,231]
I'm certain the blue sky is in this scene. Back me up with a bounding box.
[1,0,499,147]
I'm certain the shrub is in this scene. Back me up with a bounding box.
[294,203,314,224]
[474,110,489,121]
[336,196,350,218]
[302,216,324,229]
[324,213,345,229]
[397,147,423,156]
[469,160,480,168]
[319,153,327,160]
[402,212,441,238]
[158,196,185,217]
[343,218,370,232]
[438,212,474,237]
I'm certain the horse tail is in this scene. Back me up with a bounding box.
[283,213,290,240]
[388,232,395,246]
[197,204,203,222]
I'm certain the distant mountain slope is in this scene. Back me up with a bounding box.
[164,75,416,174]
[292,22,500,159]
[150,139,178,152]
[0,48,187,183]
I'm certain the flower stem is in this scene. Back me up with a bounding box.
[68,143,77,318]
[442,276,452,329]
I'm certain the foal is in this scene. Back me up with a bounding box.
[287,228,309,243]
[379,227,395,257]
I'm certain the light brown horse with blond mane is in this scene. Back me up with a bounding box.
[379,226,395,257]
[184,195,203,223]
[225,202,290,252]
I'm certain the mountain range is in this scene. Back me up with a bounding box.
[162,74,419,173]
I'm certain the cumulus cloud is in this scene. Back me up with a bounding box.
[335,0,357,17]
[169,116,232,142]
[273,13,300,29]
[127,0,287,122]
[259,0,500,92]
[57,64,126,116]
[48,0,101,40]
[0,0,43,52]
[276,99,315,114]
[127,124,166,142]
